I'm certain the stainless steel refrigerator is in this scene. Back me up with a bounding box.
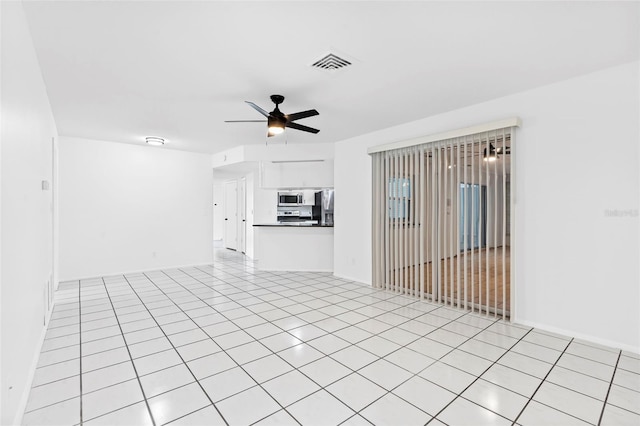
[313,189,334,225]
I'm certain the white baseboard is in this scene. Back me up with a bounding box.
[514,318,640,355]
[260,268,335,273]
[13,299,57,425]
[332,273,371,286]
[59,262,214,282]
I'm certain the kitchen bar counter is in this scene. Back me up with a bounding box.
[253,224,333,272]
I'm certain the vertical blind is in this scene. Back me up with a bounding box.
[371,126,515,318]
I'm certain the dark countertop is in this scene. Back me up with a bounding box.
[253,223,334,228]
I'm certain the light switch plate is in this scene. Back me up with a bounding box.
[41,180,50,190]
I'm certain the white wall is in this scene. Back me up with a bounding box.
[254,184,278,225]
[1,2,59,423]
[335,61,640,352]
[248,173,278,259]
[59,137,213,279]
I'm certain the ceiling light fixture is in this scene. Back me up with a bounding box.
[483,143,498,162]
[145,136,166,146]
[483,143,511,161]
[267,116,285,136]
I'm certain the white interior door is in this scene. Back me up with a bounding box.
[213,184,224,241]
[224,180,238,250]
[238,178,246,254]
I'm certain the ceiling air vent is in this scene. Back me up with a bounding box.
[311,53,352,71]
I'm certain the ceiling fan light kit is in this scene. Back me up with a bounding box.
[225,94,320,138]
[267,115,285,136]
[483,147,497,161]
[483,143,510,161]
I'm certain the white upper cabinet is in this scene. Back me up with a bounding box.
[302,190,316,206]
[260,160,334,189]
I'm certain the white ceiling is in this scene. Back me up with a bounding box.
[22,1,639,154]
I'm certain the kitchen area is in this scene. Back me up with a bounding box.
[253,188,335,271]
[274,189,334,226]
[211,144,336,272]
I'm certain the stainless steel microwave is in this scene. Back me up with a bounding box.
[278,192,303,206]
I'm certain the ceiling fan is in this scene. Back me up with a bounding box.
[483,143,510,161]
[225,95,320,137]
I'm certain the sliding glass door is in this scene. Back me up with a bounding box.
[459,183,486,251]
[371,127,513,318]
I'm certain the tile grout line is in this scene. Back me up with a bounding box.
[511,337,574,425]
[174,266,392,422]
[425,326,536,425]
[78,280,83,425]
[185,266,398,422]
[30,299,495,409]
[347,310,507,424]
[174,265,516,393]
[189,266,492,343]
[181,266,505,424]
[164,403,232,426]
[597,349,622,426]
[338,313,497,425]
[528,366,617,405]
[191,264,359,306]
[358,312,498,406]
[82,272,470,420]
[152,269,305,425]
[191,262,470,346]
[191,266,360,313]
[182,267,416,354]
[119,272,231,426]
[36,253,637,426]
[98,277,157,426]
[178,267,388,423]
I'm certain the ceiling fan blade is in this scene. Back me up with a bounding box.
[286,109,319,122]
[286,121,320,134]
[224,120,266,123]
[245,101,270,117]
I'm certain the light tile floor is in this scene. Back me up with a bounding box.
[22,249,640,425]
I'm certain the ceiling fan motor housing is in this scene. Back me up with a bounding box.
[268,115,285,128]
[270,94,285,106]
